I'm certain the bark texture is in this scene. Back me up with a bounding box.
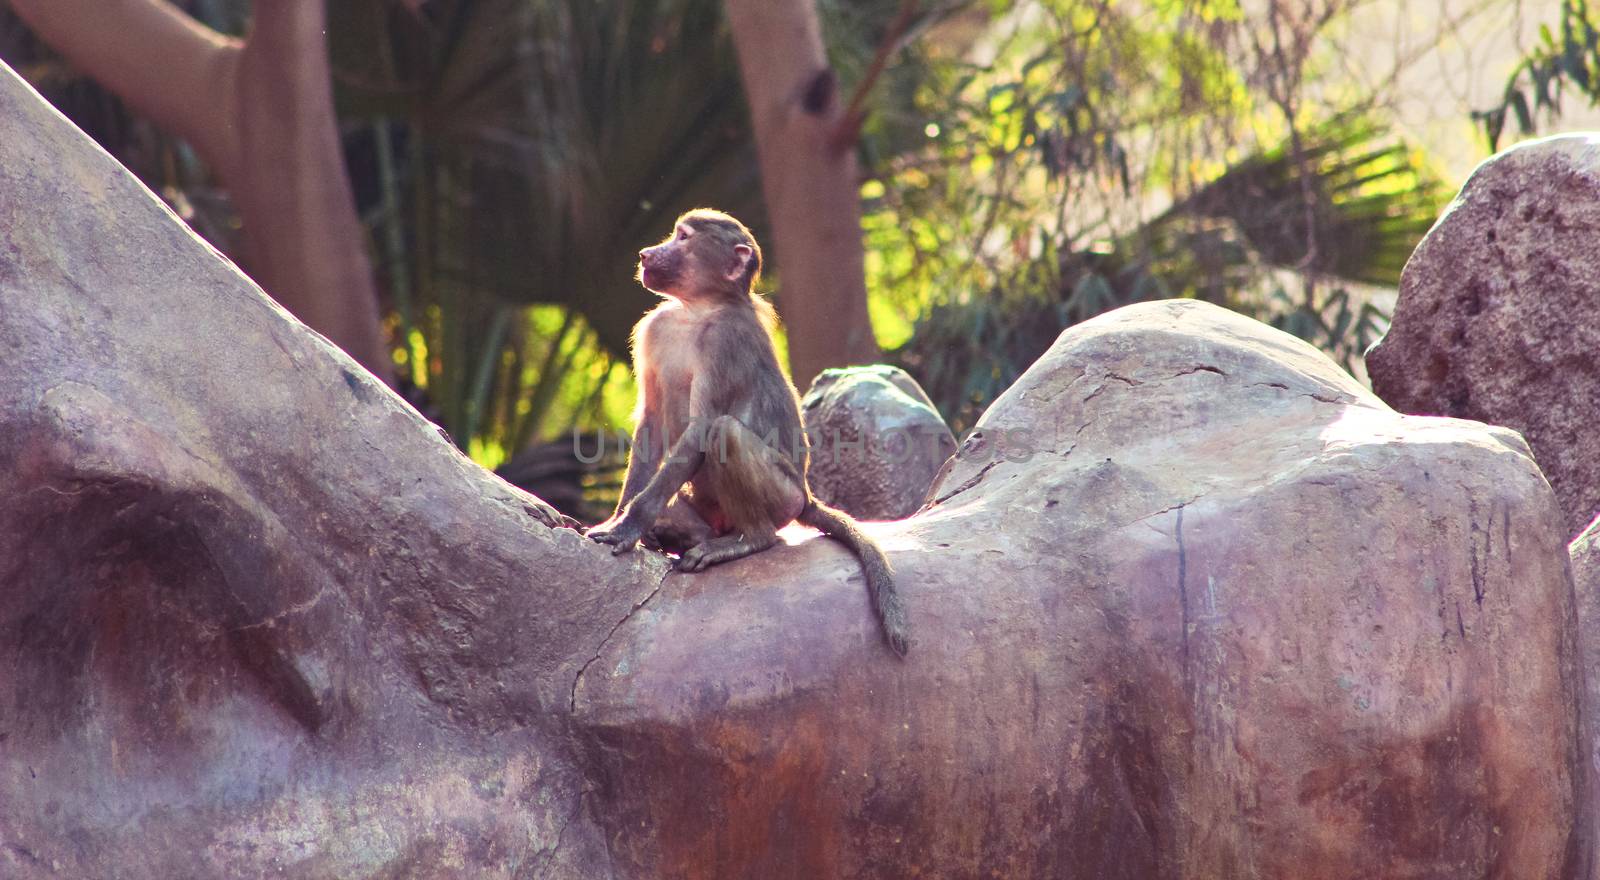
[1368,133,1600,538]
[723,0,881,386]
[0,62,1588,878]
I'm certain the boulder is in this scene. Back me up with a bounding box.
[1565,525,1600,880]
[578,298,1582,878]
[0,58,1585,878]
[800,365,956,520]
[0,60,631,880]
[1367,133,1600,537]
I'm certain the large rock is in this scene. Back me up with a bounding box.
[800,365,956,520]
[0,59,1586,878]
[578,301,1582,878]
[1368,133,1600,537]
[0,61,636,880]
[1569,527,1600,880]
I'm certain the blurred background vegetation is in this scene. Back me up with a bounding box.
[0,0,1578,519]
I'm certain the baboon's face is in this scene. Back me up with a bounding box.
[638,211,760,300]
[637,223,694,294]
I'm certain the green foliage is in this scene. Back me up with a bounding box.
[862,1,1271,316]
[329,0,951,466]
[1159,116,1446,289]
[328,0,764,465]
[870,2,1447,429]
[889,120,1432,427]
[4,0,1456,468]
[1473,0,1599,149]
[1265,286,1388,375]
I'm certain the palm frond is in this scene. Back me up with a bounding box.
[1157,116,1447,288]
[893,116,1448,427]
[325,0,764,470]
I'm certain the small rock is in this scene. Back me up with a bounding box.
[800,365,956,520]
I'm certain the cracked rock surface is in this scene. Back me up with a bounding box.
[0,60,1586,878]
[1368,133,1600,538]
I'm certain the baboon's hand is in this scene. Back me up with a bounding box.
[586,515,647,555]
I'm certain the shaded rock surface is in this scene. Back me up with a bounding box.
[1368,133,1600,537]
[800,365,956,520]
[0,60,1587,878]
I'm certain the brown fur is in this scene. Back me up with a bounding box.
[588,209,909,656]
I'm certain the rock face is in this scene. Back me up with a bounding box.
[0,61,638,880]
[1569,526,1600,880]
[578,300,1583,878]
[1367,133,1600,537]
[800,365,956,520]
[0,59,1587,878]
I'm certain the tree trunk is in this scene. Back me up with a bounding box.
[6,0,392,384]
[723,0,882,386]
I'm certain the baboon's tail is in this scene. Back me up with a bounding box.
[798,499,908,657]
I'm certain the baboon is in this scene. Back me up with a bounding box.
[587,209,908,656]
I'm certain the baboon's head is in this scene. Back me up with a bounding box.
[637,209,762,300]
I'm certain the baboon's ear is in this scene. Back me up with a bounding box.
[726,244,754,283]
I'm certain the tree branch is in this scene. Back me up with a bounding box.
[828,0,918,153]
[6,0,243,173]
